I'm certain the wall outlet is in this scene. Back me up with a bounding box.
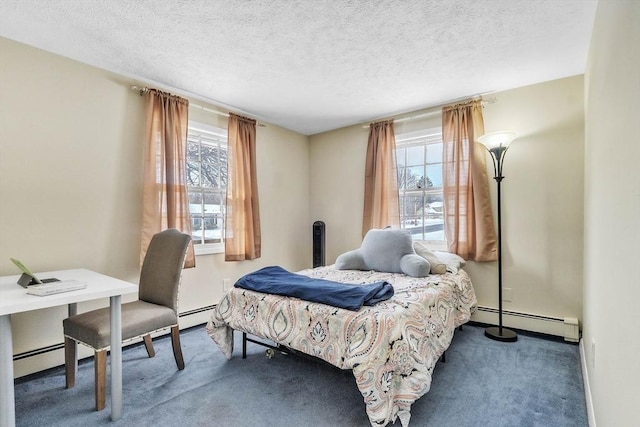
[502,288,512,302]
[222,278,231,292]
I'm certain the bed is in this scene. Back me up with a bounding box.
[206,262,477,427]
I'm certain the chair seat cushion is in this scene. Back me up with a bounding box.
[63,301,178,350]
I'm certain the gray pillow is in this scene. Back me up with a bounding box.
[335,229,430,277]
[334,249,368,271]
[400,253,431,278]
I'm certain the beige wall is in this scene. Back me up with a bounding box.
[310,76,585,334]
[583,1,640,426]
[470,76,585,329]
[0,37,311,377]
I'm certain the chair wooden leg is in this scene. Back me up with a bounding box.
[170,326,185,370]
[94,350,106,411]
[64,337,77,388]
[143,334,155,358]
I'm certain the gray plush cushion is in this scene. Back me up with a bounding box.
[400,253,431,277]
[333,249,368,271]
[335,228,430,277]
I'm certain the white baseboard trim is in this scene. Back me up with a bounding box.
[579,338,597,427]
[472,306,566,338]
[472,306,581,342]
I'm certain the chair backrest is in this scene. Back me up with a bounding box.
[138,228,191,312]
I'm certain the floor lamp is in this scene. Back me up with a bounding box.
[477,131,518,342]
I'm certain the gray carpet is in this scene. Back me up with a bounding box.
[14,324,587,426]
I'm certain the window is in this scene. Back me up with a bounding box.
[186,122,227,255]
[396,128,445,245]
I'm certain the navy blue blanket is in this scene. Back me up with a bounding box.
[234,266,394,311]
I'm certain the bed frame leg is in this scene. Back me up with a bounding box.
[242,332,247,359]
[439,325,465,364]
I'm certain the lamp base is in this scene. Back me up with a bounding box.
[485,326,518,342]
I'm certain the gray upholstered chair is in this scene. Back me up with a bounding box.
[63,228,191,410]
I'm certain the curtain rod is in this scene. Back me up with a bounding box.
[130,85,266,127]
[361,96,496,129]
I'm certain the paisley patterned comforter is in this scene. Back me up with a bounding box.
[206,265,477,427]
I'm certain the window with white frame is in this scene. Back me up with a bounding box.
[186,121,227,254]
[395,127,445,244]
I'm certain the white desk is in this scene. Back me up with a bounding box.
[0,269,138,427]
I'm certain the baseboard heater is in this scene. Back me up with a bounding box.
[13,304,216,362]
[474,305,580,342]
[14,304,580,361]
[178,305,216,318]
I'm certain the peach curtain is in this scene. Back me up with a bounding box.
[442,100,497,261]
[141,89,195,268]
[225,113,261,261]
[362,120,400,237]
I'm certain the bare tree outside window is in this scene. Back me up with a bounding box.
[186,123,228,249]
[396,129,445,242]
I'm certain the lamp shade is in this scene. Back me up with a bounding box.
[477,131,518,150]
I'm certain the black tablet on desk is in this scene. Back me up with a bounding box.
[10,258,59,287]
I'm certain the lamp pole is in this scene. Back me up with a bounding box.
[478,132,518,342]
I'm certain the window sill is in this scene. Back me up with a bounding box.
[413,240,448,252]
[194,243,224,256]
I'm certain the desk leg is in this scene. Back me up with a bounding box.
[0,314,16,427]
[67,303,78,381]
[110,295,123,421]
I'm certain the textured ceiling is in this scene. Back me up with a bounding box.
[0,0,598,135]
